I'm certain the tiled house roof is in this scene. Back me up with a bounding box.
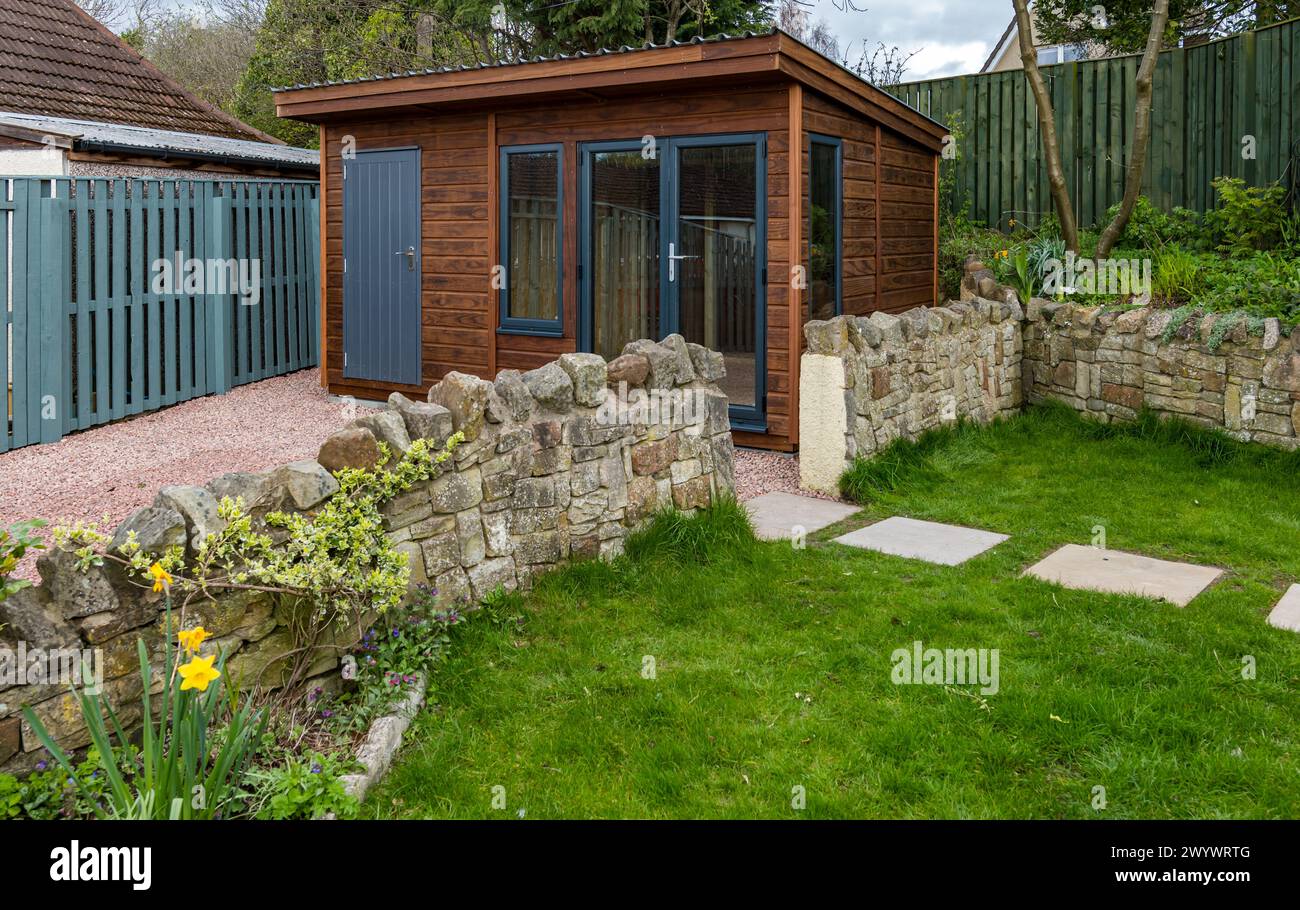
[0,0,275,143]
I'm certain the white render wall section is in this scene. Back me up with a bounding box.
[0,148,66,176]
[798,354,851,495]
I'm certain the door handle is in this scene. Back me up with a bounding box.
[394,246,415,271]
[667,242,699,282]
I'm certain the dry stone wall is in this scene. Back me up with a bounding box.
[799,301,1025,494]
[0,337,735,772]
[1023,302,1299,447]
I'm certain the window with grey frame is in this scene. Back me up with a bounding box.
[808,134,842,321]
[499,144,564,335]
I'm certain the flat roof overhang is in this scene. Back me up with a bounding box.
[273,33,947,152]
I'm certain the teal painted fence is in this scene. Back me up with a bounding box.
[889,18,1300,228]
[2,177,319,452]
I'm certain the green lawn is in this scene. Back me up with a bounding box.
[364,405,1300,819]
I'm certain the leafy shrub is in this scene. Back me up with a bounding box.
[242,750,359,820]
[53,431,463,692]
[1203,177,1289,254]
[0,519,45,604]
[1102,196,1201,249]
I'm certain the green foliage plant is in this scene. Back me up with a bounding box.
[23,599,267,820]
[0,519,45,604]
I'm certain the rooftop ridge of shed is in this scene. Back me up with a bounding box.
[272,30,777,92]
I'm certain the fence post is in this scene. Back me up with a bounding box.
[38,183,67,445]
[307,190,321,365]
[205,188,233,394]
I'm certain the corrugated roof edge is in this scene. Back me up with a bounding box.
[0,112,319,169]
[270,27,945,133]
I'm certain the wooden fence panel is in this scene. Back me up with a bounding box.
[0,176,319,451]
[888,18,1300,228]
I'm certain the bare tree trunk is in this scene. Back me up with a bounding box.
[1095,0,1171,258]
[1012,0,1080,252]
[664,1,684,44]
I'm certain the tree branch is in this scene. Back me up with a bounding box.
[1095,0,1172,258]
[1013,0,1080,252]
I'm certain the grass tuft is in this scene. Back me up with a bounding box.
[1034,399,1300,471]
[623,495,757,565]
[839,420,976,503]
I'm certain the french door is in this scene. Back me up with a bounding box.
[579,133,767,429]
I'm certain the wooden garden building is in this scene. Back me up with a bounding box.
[275,29,945,450]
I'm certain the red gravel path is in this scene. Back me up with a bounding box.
[0,370,367,581]
[733,448,838,502]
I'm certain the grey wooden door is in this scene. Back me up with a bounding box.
[342,148,421,386]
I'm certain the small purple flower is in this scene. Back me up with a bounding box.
[311,764,322,774]
[35,760,48,772]
[321,709,334,719]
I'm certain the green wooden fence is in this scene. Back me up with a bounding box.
[889,17,1300,229]
[2,177,319,452]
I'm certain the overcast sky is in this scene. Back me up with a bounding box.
[152,0,1011,82]
[809,0,1010,79]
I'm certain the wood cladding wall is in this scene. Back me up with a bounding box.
[802,92,937,323]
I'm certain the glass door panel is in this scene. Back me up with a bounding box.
[669,138,764,421]
[580,134,766,428]
[588,149,660,360]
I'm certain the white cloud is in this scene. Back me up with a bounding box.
[905,41,998,79]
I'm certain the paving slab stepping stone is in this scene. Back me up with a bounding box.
[1024,544,1223,607]
[743,492,860,542]
[832,516,1009,566]
[1267,584,1300,632]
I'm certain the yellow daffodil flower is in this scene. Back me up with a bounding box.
[177,627,210,654]
[178,654,221,692]
[149,562,173,593]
